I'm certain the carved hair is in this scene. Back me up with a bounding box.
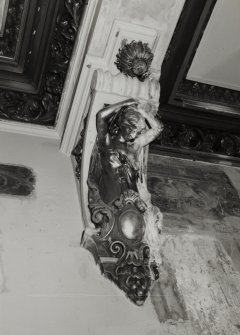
[117,106,145,131]
[109,105,145,136]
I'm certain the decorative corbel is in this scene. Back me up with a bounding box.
[72,68,163,306]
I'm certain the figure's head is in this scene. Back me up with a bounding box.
[116,105,146,142]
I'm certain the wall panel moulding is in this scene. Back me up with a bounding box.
[0,0,87,133]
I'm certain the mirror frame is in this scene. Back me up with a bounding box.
[159,0,240,132]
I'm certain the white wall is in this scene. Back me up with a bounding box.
[0,133,161,335]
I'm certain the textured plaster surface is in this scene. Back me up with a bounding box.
[147,154,240,334]
[160,235,240,335]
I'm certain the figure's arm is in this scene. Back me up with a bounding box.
[136,104,163,147]
[96,98,136,140]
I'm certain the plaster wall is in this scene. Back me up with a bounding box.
[1,133,240,334]
[0,133,161,335]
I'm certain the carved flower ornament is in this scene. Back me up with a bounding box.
[115,41,154,81]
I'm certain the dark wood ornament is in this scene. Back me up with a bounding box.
[0,0,87,126]
[151,120,240,166]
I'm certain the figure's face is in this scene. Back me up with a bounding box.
[121,125,145,142]
[119,111,146,142]
[121,126,138,141]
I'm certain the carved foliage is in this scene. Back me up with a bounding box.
[115,41,153,82]
[177,80,240,108]
[0,0,85,125]
[154,121,240,158]
[114,245,152,306]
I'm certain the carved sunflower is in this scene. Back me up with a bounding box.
[115,41,154,82]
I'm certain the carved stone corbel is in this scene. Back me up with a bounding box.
[91,69,160,104]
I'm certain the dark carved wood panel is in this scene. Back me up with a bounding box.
[177,80,240,111]
[0,0,86,126]
[152,119,240,165]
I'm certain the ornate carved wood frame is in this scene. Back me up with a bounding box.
[0,0,87,127]
[152,0,240,165]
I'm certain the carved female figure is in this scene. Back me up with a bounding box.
[94,99,163,204]
[85,99,164,295]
